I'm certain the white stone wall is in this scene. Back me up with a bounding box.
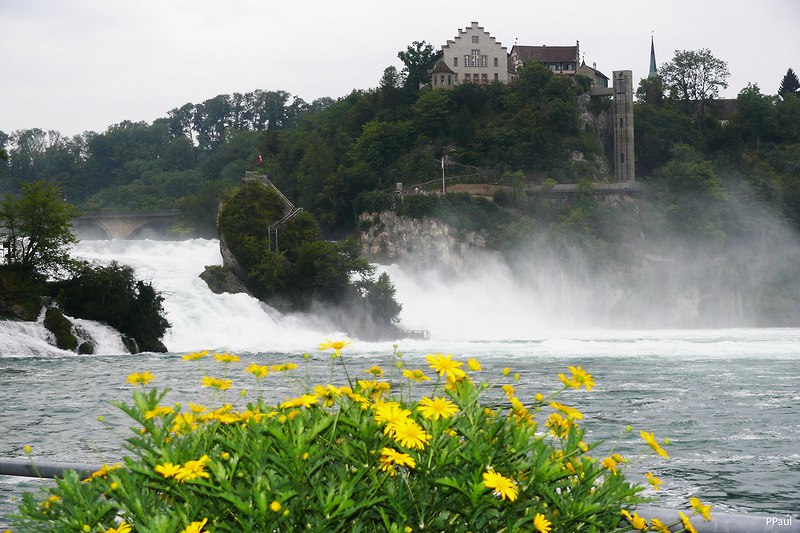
[441,22,508,86]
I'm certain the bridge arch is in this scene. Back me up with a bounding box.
[71,212,179,240]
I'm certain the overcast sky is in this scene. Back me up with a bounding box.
[2,0,799,137]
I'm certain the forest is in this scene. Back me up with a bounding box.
[1,47,799,253]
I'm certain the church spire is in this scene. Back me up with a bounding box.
[648,34,657,78]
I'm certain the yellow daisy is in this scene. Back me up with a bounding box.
[417,396,460,420]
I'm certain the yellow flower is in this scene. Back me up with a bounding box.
[501,384,515,398]
[402,369,431,382]
[645,471,663,491]
[144,405,174,420]
[482,469,518,501]
[388,418,431,450]
[425,353,466,381]
[171,412,198,435]
[678,511,698,533]
[650,518,670,533]
[620,509,647,530]
[180,518,208,533]
[126,371,154,386]
[467,358,482,371]
[364,365,384,377]
[244,363,269,379]
[374,401,413,432]
[319,338,353,357]
[379,447,416,475]
[280,394,319,409]
[189,403,206,413]
[640,430,669,459]
[155,462,181,478]
[549,401,583,420]
[270,500,282,512]
[558,365,595,391]
[602,456,619,475]
[105,523,132,533]
[182,350,208,361]
[84,463,121,481]
[174,455,211,482]
[533,513,551,533]
[201,376,232,391]
[214,352,239,363]
[689,496,712,521]
[545,412,573,438]
[313,384,341,407]
[417,396,460,420]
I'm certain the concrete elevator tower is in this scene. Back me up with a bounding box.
[612,70,635,182]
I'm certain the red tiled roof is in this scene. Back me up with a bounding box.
[430,61,455,75]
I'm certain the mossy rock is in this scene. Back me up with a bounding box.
[200,265,249,295]
[43,308,78,351]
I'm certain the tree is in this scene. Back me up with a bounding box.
[636,76,665,105]
[398,41,436,92]
[0,180,80,276]
[778,68,800,100]
[661,49,730,116]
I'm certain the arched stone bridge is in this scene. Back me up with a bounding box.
[71,211,179,240]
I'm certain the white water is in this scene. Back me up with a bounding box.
[4,239,800,362]
[2,238,800,521]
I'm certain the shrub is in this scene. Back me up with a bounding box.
[53,261,170,353]
[13,345,710,532]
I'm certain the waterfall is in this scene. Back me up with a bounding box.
[71,239,333,354]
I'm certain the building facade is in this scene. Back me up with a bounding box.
[433,22,509,86]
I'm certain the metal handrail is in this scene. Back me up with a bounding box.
[0,458,102,479]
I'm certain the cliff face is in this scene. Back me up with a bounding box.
[358,211,496,271]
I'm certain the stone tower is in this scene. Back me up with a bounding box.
[613,70,635,182]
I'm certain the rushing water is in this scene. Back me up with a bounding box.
[1,239,799,525]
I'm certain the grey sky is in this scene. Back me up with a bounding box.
[2,0,798,137]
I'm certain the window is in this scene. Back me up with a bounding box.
[481,73,488,83]
[454,73,458,82]
[472,35,479,44]
[494,72,499,81]
[481,55,488,67]
[464,73,471,83]
[441,75,445,85]
[464,54,470,67]
[494,57,498,67]
[448,75,452,85]
[453,57,458,67]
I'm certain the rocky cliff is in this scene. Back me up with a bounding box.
[357,211,499,271]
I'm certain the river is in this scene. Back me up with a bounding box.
[1,239,798,525]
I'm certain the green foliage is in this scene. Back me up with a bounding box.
[778,68,800,99]
[13,353,662,532]
[0,180,79,277]
[397,41,437,92]
[357,272,402,326]
[660,48,730,109]
[53,261,170,353]
[217,182,401,332]
[652,144,726,239]
[0,265,46,320]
